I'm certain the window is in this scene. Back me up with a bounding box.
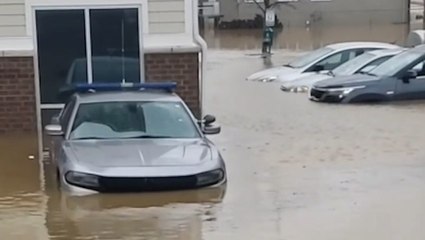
[370,50,423,77]
[90,9,140,83]
[70,102,200,140]
[357,56,392,73]
[411,61,425,77]
[332,52,376,76]
[36,10,87,104]
[36,8,142,105]
[287,47,333,68]
[313,49,360,71]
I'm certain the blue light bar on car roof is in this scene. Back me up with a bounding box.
[73,82,177,93]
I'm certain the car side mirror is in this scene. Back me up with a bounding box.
[402,70,417,83]
[200,114,220,135]
[203,114,216,126]
[312,65,325,72]
[203,125,221,135]
[45,124,64,136]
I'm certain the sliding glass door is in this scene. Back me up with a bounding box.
[35,7,142,131]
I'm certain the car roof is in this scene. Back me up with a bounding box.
[326,41,399,50]
[412,44,425,52]
[75,91,183,104]
[367,48,406,57]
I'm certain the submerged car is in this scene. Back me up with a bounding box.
[246,42,399,83]
[45,83,226,194]
[281,48,405,93]
[309,45,425,103]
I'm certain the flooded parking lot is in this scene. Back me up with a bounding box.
[1,25,425,239]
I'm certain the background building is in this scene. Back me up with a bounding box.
[219,0,410,27]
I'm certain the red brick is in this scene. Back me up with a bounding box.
[0,57,36,134]
[145,53,200,117]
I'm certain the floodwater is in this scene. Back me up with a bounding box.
[1,24,425,239]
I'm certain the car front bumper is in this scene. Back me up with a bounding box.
[61,170,227,195]
[309,87,346,103]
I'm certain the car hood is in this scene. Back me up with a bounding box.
[246,66,300,82]
[282,73,332,89]
[314,73,381,88]
[65,139,213,168]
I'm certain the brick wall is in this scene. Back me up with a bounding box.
[0,53,201,134]
[0,57,36,134]
[145,53,201,118]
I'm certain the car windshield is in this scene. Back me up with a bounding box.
[332,52,376,76]
[369,50,423,77]
[69,101,200,140]
[287,47,334,68]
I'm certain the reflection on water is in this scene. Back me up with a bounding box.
[0,134,226,240]
[45,185,225,239]
[202,23,410,50]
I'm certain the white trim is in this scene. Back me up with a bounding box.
[191,0,207,118]
[84,9,93,84]
[40,104,65,110]
[185,0,193,35]
[137,5,145,81]
[31,7,43,163]
[25,0,149,35]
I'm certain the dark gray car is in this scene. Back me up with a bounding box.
[309,45,425,103]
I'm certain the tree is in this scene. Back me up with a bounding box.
[252,0,295,54]
[252,0,295,15]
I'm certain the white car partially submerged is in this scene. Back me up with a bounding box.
[280,48,406,93]
[246,42,399,83]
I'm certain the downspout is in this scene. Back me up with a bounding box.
[192,0,208,118]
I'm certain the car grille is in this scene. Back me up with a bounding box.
[97,175,199,193]
[310,88,326,100]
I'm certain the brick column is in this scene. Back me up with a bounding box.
[145,53,201,118]
[0,57,37,134]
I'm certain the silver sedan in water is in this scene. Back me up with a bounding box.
[45,87,226,195]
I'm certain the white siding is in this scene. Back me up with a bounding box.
[0,0,187,37]
[148,0,186,34]
[0,0,26,37]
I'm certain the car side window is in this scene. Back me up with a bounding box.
[357,56,392,73]
[411,61,425,77]
[60,97,76,130]
[313,49,361,71]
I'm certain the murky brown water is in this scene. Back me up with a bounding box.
[2,24,425,239]
[202,24,412,50]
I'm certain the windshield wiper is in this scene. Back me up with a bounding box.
[359,71,377,76]
[327,70,335,77]
[124,135,174,139]
[73,137,108,140]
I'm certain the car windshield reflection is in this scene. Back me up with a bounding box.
[70,101,200,140]
[288,47,333,69]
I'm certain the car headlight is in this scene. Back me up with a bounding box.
[327,86,365,95]
[257,76,277,82]
[293,86,310,93]
[196,169,225,186]
[65,171,100,188]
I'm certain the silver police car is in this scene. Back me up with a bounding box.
[45,83,226,194]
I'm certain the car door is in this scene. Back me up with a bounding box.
[306,48,366,72]
[50,97,76,164]
[395,60,425,100]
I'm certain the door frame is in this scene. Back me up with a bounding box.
[31,3,146,148]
